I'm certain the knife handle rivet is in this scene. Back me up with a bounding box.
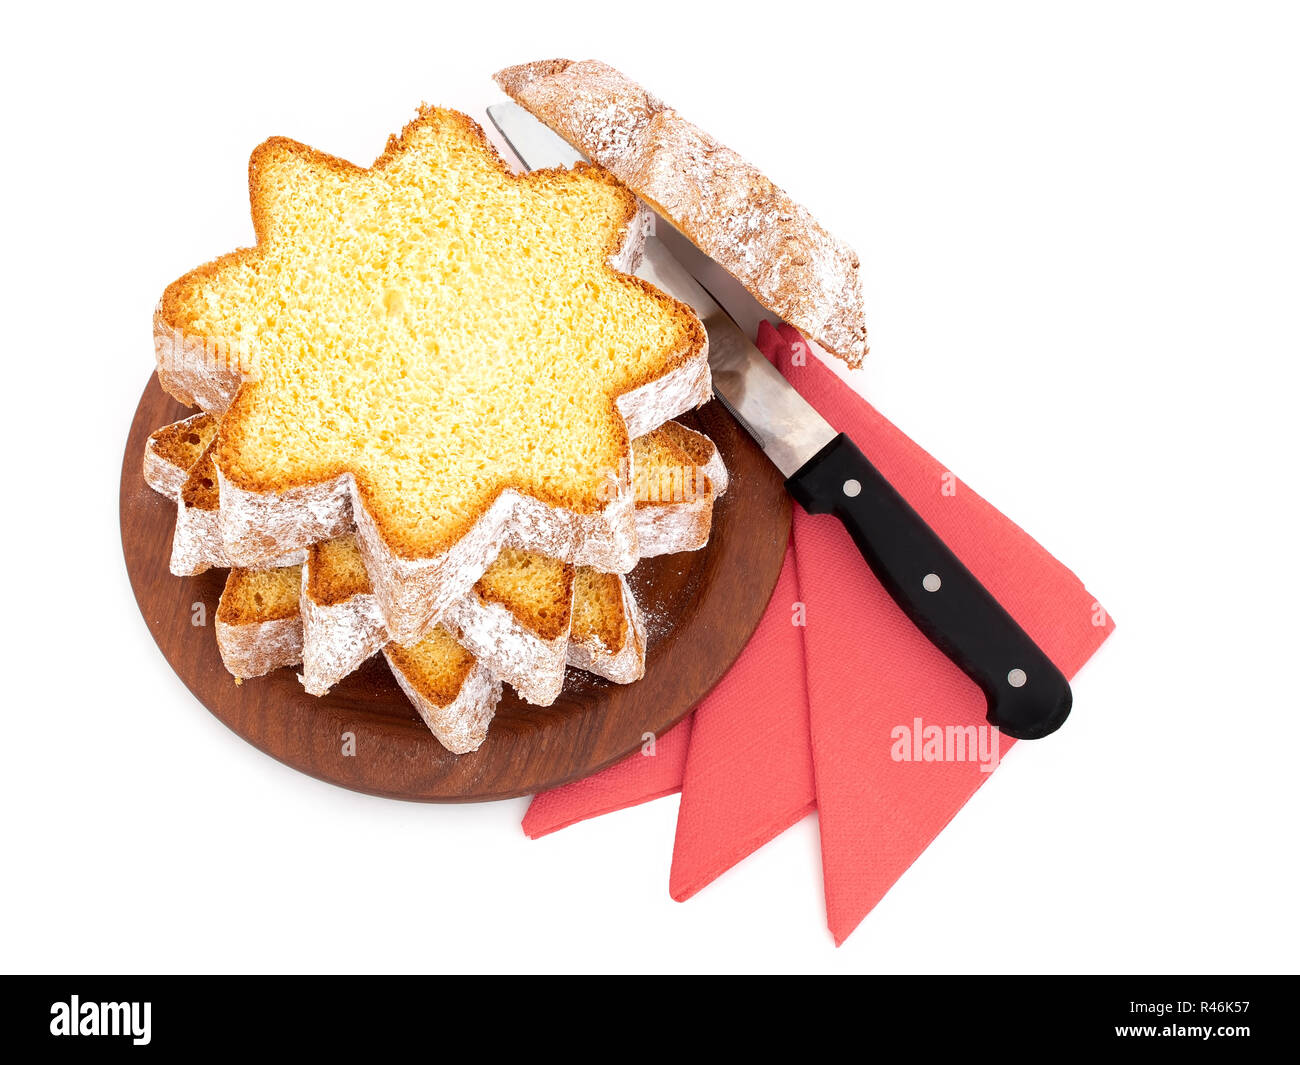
[842,478,862,497]
[922,573,942,592]
[1007,668,1028,688]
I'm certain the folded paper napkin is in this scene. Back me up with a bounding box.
[524,321,1115,944]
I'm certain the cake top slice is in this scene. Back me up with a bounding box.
[158,106,705,560]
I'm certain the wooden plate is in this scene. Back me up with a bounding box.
[120,377,791,802]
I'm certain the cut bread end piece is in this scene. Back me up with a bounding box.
[494,59,868,367]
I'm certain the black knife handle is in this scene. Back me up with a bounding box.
[786,434,1071,739]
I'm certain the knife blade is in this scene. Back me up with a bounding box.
[487,102,1072,740]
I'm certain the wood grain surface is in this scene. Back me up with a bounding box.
[120,376,791,801]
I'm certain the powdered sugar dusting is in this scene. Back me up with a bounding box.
[216,615,303,680]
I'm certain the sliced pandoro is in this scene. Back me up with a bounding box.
[143,433,385,690]
[145,416,726,701]
[300,536,568,703]
[287,419,726,700]
[299,536,638,706]
[655,420,729,498]
[155,106,710,645]
[215,565,501,755]
[297,539,642,704]
[171,443,223,576]
[142,421,580,702]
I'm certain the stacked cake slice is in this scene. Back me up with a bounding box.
[143,101,731,753]
[144,417,725,751]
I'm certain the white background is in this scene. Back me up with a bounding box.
[2,1,1297,974]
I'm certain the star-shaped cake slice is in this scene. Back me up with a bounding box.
[155,107,709,642]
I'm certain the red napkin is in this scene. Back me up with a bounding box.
[523,322,1114,944]
[669,542,815,902]
[523,716,693,837]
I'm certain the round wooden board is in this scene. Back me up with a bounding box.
[120,377,791,802]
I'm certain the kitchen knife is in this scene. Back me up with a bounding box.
[487,102,1071,739]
